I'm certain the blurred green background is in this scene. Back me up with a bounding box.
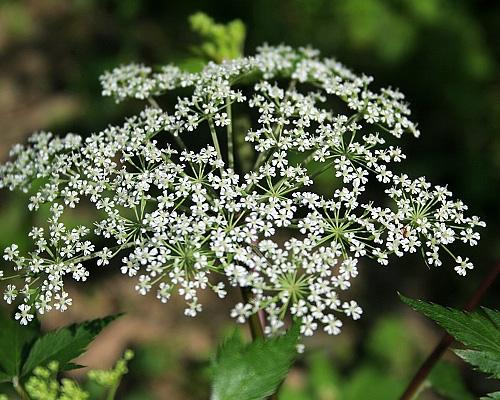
[0,0,499,398]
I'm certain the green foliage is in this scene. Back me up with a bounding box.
[85,350,134,399]
[189,12,246,62]
[482,392,500,400]
[308,352,341,399]
[19,350,134,400]
[88,349,134,386]
[343,366,405,400]
[365,316,417,373]
[280,315,419,400]
[0,2,34,39]
[211,324,300,400]
[336,0,416,63]
[24,361,89,400]
[335,316,416,399]
[454,349,500,379]
[401,295,500,398]
[428,361,474,400]
[400,295,500,377]
[0,3,498,398]
[0,310,121,388]
[0,193,31,254]
[130,342,179,378]
[0,311,40,382]
[22,314,122,378]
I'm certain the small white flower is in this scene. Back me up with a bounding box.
[3,244,19,261]
[343,301,363,320]
[230,302,252,323]
[0,45,483,340]
[54,292,72,312]
[15,304,34,325]
[97,247,113,266]
[454,256,474,276]
[323,314,343,335]
[3,284,17,304]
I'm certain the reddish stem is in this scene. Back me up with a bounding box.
[400,262,500,400]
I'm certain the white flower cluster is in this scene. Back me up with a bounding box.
[0,45,483,336]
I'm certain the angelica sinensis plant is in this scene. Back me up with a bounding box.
[0,17,484,343]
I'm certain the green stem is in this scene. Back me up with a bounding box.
[208,117,223,172]
[272,149,318,192]
[13,376,28,400]
[240,287,264,340]
[106,381,120,400]
[69,242,135,265]
[0,274,22,281]
[226,99,234,169]
[253,150,270,171]
[147,97,160,109]
[173,134,187,151]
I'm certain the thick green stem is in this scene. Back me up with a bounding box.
[106,381,120,400]
[399,262,500,400]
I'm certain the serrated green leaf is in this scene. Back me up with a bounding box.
[454,349,500,379]
[0,310,40,381]
[211,324,300,400]
[482,308,500,328]
[428,361,474,400]
[481,392,500,400]
[21,314,121,377]
[399,295,500,355]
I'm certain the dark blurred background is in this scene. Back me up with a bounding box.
[0,1,499,399]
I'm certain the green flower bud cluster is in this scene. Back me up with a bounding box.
[2,351,133,400]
